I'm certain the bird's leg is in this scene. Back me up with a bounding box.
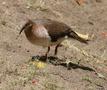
[54,44,61,56]
[45,46,50,58]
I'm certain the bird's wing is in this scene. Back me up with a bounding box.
[35,19,71,42]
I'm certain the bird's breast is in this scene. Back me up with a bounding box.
[24,25,51,47]
[24,24,65,47]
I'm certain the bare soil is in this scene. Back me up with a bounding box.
[0,0,107,90]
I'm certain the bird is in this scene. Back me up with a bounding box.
[19,18,88,59]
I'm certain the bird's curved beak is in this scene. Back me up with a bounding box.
[16,20,33,39]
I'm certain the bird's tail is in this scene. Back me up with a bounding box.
[68,30,89,44]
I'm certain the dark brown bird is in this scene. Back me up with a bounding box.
[19,19,88,58]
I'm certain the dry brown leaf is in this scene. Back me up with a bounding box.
[33,61,46,69]
[76,0,84,5]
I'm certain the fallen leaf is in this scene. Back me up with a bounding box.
[32,61,46,69]
[76,0,84,5]
[36,61,46,68]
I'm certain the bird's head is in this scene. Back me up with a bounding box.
[19,19,33,35]
[16,19,33,39]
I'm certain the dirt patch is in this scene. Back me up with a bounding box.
[0,0,107,90]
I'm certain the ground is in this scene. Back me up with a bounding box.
[0,0,107,90]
